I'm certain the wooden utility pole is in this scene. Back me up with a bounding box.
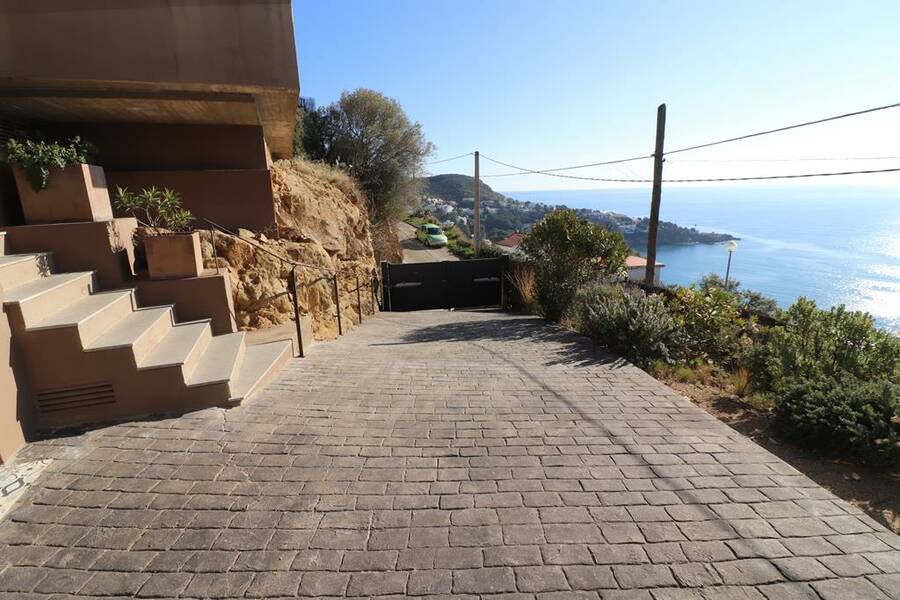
[644,104,666,286]
[473,151,481,256]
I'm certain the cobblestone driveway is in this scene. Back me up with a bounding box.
[1,310,899,599]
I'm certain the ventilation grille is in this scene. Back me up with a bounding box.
[35,383,116,414]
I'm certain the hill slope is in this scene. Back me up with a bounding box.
[419,174,736,246]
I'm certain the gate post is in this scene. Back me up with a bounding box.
[333,273,343,335]
[356,273,363,323]
[381,261,392,311]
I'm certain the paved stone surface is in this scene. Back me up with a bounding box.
[1,309,899,598]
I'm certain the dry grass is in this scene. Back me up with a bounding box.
[732,367,752,397]
[508,261,536,310]
[285,158,368,207]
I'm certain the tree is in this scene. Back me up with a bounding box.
[298,89,433,228]
[291,106,306,158]
[520,209,628,321]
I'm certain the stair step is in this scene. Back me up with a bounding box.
[31,290,134,345]
[3,272,95,326]
[3,271,92,304]
[84,306,173,363]
[229,340,292,402]
[186,332,246,388]
[0,253,52,289]
[140,321,212,377]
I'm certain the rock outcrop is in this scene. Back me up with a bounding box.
[201,158,378,340]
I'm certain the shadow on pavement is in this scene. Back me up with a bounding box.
[386,310,629,370]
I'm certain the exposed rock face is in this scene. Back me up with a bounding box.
[201,158,378,340]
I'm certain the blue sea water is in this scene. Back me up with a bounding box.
[506,186,900,332]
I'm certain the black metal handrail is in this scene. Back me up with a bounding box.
[202,218,346,357]
[202,218,334,275]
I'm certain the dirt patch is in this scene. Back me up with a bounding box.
[666,379,900,534]
[201,158,378,340]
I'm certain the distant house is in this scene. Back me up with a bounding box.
[624,255,665,285]
[495,232,526,254]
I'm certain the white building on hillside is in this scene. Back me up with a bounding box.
[624,255,665,285]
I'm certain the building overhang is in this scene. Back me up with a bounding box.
[0,1,299,158]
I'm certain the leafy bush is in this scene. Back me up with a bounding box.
[521,210,628,321]
[669,285,748,364]
[774,376,900,466]
[696,273,780,317]
[6,135,95,191]
[114,186,194,232]
[574,283,682,368]
[750,298,900,390]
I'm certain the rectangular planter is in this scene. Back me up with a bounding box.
[144,231,203,280]
[14,164,114,224]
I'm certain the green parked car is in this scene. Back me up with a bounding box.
[416,223,448,247]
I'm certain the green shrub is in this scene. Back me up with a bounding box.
[521,210,628,321]
[774,376,900,466]
[6,135,95,191]
[114,186,194,232]
[696,273,780,317]
[574,283,682,368]
[750,298,900,390]
[479,244,506,258]
[669,285,748,364]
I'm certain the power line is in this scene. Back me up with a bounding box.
[660,166,900,183]
[479,154,649,182]
[480,154,900,183]
[667,155,900,163]
[478,153,652,178]
[664,101,900,156]
[425,152,473,166]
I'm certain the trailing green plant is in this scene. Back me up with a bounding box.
[749,298,900,390]
[114,186,194,232]
[521,209,628,321]
[774,376,900,467]
[573,282,682,368]
[6,135,95,191]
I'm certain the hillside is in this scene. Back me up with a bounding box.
[202,158,377,340]
[419,174,736,246]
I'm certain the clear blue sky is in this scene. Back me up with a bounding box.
[293,0,900,191]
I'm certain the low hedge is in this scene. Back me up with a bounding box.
[774,376,900,466]
[573,283,682,368]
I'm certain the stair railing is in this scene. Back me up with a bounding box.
[202,218,346,358]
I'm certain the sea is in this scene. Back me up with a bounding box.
[506,186,900,333]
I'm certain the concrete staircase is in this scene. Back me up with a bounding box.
[0,237,291,431]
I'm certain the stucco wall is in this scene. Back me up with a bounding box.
[75,123,271,172]
[107,170,277,232]
[0,1,298,92]
[0,0,299,157]
[0,286,29,465]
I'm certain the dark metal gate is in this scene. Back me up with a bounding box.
[381,256,509,311]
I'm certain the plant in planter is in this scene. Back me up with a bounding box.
[5,135,113,224]
[114,186,201,280]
